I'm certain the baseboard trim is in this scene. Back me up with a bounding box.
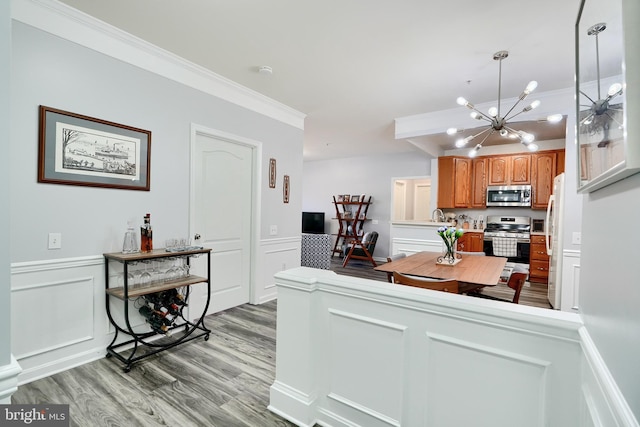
[269,380,318,427]
[0,356,22,403]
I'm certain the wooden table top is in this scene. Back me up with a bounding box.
[375,252,507,290]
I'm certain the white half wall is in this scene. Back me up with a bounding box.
[270,268,637,427]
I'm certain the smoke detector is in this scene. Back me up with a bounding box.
[258,66,273,76]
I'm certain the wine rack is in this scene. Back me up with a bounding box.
[103,248,212,372]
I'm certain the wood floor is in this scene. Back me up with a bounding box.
[12,258,551,426]
[12,301,296,427]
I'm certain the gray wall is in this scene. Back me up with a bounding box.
[10,21,303,264]
[1,1,10,367]
[302,151,433,259]
[579,173,640,418]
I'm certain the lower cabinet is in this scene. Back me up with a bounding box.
[457,231,484,252]
[529,235,549,283]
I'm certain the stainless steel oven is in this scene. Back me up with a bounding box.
[486,185,532,207]
[483,216,531,265]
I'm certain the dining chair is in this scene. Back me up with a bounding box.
[470,266,528,303]
[392,271,459,294]
[385,253,407,282]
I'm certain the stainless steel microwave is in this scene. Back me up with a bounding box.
[486,185,532,207]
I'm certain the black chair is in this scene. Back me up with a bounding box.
[342,231,378,267]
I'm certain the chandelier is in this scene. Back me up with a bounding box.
[579,22,623,142]
[448,50,563,157]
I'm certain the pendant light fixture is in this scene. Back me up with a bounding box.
[449,51,562,157]
[579,23,623,135]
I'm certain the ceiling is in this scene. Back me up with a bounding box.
[58,0,584,161]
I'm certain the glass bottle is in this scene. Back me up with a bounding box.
[122,221,139,254]
[141,213,153,252]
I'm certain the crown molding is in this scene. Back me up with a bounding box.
[11,0,305,129]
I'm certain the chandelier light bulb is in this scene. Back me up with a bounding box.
[470,112,482,120]
[457,97,468,106]
[446,127,458,135]
[468,144,482,158]
[529,100,541,110]
[608,83,622,97]
[547,114,563,123]
[522,132,535,143]
[527,143,539,152]
[455,138,467,148]
[524,80,538,94]
[488,107,498,117]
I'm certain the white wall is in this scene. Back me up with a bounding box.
[7,1,304,383]
[302,152,433,259]
[579,172,640,419]
[1,1,22,404]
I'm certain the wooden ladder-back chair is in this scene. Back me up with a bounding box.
[392,272,459,294]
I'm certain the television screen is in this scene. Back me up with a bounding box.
[302,212,325,234]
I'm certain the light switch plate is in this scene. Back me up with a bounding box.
[572,232,581,245]
[270,225,278,236]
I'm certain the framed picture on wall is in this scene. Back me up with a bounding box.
[38,106,151,191]
[269,158,277,188]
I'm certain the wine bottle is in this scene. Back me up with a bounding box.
[140,213,153,252]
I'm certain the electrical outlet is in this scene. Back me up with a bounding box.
[48,233,62,249]
[372,219,379,224]
[270,225,278,236]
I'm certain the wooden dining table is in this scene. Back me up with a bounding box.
[374,251,507,294]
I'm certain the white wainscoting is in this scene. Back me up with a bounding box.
[270,267,638,427]
[256,236,301,304]
[11,256,107,384]
[9,235,301,384]
[562,250,581,312]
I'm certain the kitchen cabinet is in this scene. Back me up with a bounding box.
[531,152,557,209]
[457,231,484,252]
[487,156,510,186]
[438,149,564,210]
[529,235,549,283]
[470,158,487,208]
[488,155,531,186]
[511,154,532,184]
[437,157,471,208]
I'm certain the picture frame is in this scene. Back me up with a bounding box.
[575,0,640,192]
[38,106,151,191]
[351,195,360,203]
[283,175,290,203]
[269,158,276,188]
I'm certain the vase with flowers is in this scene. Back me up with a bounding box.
[437,226,464,265]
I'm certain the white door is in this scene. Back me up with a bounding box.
[413,183,431,221]
[393,181,406,220]
[189,126,255,318]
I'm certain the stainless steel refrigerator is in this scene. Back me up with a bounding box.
[545,173,565,309]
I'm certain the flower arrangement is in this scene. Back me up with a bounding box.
[437,226,464,264]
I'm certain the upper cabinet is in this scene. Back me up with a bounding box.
[470,158,487,208]
[531,152,557,209]
[488,154,531,186]
[438,157,471,209]
[437,150,564,210]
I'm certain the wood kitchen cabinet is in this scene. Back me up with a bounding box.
[438,149,564,210]
[437,157,471,208]
[457,231,484,252]
[529,234,549,283]
[488,154,531,186]
[531,151,557,209]
[487,156,510,186]
[470,158,487,208]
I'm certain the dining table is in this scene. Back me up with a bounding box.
[374,251,508,294]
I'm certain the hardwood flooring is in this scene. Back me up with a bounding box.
[12,301,296,427]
